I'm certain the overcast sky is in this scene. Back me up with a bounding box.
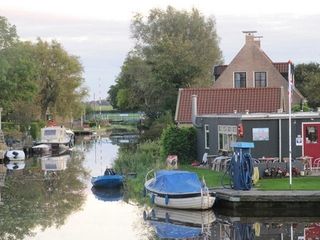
[2,0,320,100]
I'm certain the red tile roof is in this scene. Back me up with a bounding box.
[175,87,282,124]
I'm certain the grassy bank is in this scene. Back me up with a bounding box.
[182,165,320,190]
[113,139,320,206]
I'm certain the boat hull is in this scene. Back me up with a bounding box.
[150,193,215,210]
[145,179,215,210]
[91,175,123,188]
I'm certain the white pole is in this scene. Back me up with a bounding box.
[0,107,2,130]
[288,61,293,187]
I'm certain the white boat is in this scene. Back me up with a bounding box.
[5,150,25,161]
[5,150,26,170]
[35,126,74,151]
[144,170,215,210]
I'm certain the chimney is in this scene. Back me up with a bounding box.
[242,30,262,48]
[191,95,198,125]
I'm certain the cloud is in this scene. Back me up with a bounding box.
[2,5,320,100]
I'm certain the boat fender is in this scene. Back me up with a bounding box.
[151,194,155,204]
[165,212,170,223]
[165,194,169,205]
[143,211,147,221]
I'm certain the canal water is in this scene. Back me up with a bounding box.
[1,137,319,239]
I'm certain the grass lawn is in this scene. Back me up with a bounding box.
[257,176,320,190]
[179,164,320,190]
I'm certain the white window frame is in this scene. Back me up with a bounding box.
[233,72,246,88]
[254,71,267,88]
[218,125,237,151]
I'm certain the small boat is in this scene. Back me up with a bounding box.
[144,170,215,210]
[91,169,123,188]
[5,150,25,161]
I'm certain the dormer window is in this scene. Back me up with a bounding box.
[255,72,267,87]
[234,72,246,88]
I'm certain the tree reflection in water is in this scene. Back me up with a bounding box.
[0,150,89,240]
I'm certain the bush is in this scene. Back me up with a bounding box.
[113,140,164,204]
[2,122,18,131]
[30,122,42,140]
[160,125,197,164]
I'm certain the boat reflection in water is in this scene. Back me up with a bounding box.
[143,207,215,239]
[41,153,71,174]
[91,186,124,202]
[144,207,320,239]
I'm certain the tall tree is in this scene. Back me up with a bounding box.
[295,63,320,109]
[34,39,87,120]
[109,7,223,117]
[0,42,38,114]
[0,16,19,50]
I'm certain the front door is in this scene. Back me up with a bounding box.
[303,122,320,164]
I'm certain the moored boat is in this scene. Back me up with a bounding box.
[91,169,123,188]
[144,170,215,210]
[34,125,74,152]
[5,150,25,161]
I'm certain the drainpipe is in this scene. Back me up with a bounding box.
[279,118,282,162]
[191,95,198,125]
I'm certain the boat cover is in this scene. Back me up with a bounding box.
[147,170,202,194]
[151,221,201,239]
[91,175,123,188]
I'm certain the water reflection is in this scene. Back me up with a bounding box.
[0,150,88,240]
[91,186,124,202]
[144,206,320,239]
[1,137,320,239]
[41,153,71,173]
[143,207,214,239]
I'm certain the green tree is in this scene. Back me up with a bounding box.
[0,16,19,50]
[295,63,320,109]
[0,41,39,114]
[109,53,150,110]
[34,39,87,120]
[110,6,223,117]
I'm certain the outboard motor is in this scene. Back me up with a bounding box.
[230,142,254,190]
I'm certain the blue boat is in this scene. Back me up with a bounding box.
[91,170,123,188]
[144,170,215,210]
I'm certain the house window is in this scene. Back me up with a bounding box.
[306,126,318,143]
[204,124,210,149]
[218,125,237,152]
[255,72,267,87]
[234,72,246,88]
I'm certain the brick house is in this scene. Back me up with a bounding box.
[213,32,304,111]
[175,32,305,125]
